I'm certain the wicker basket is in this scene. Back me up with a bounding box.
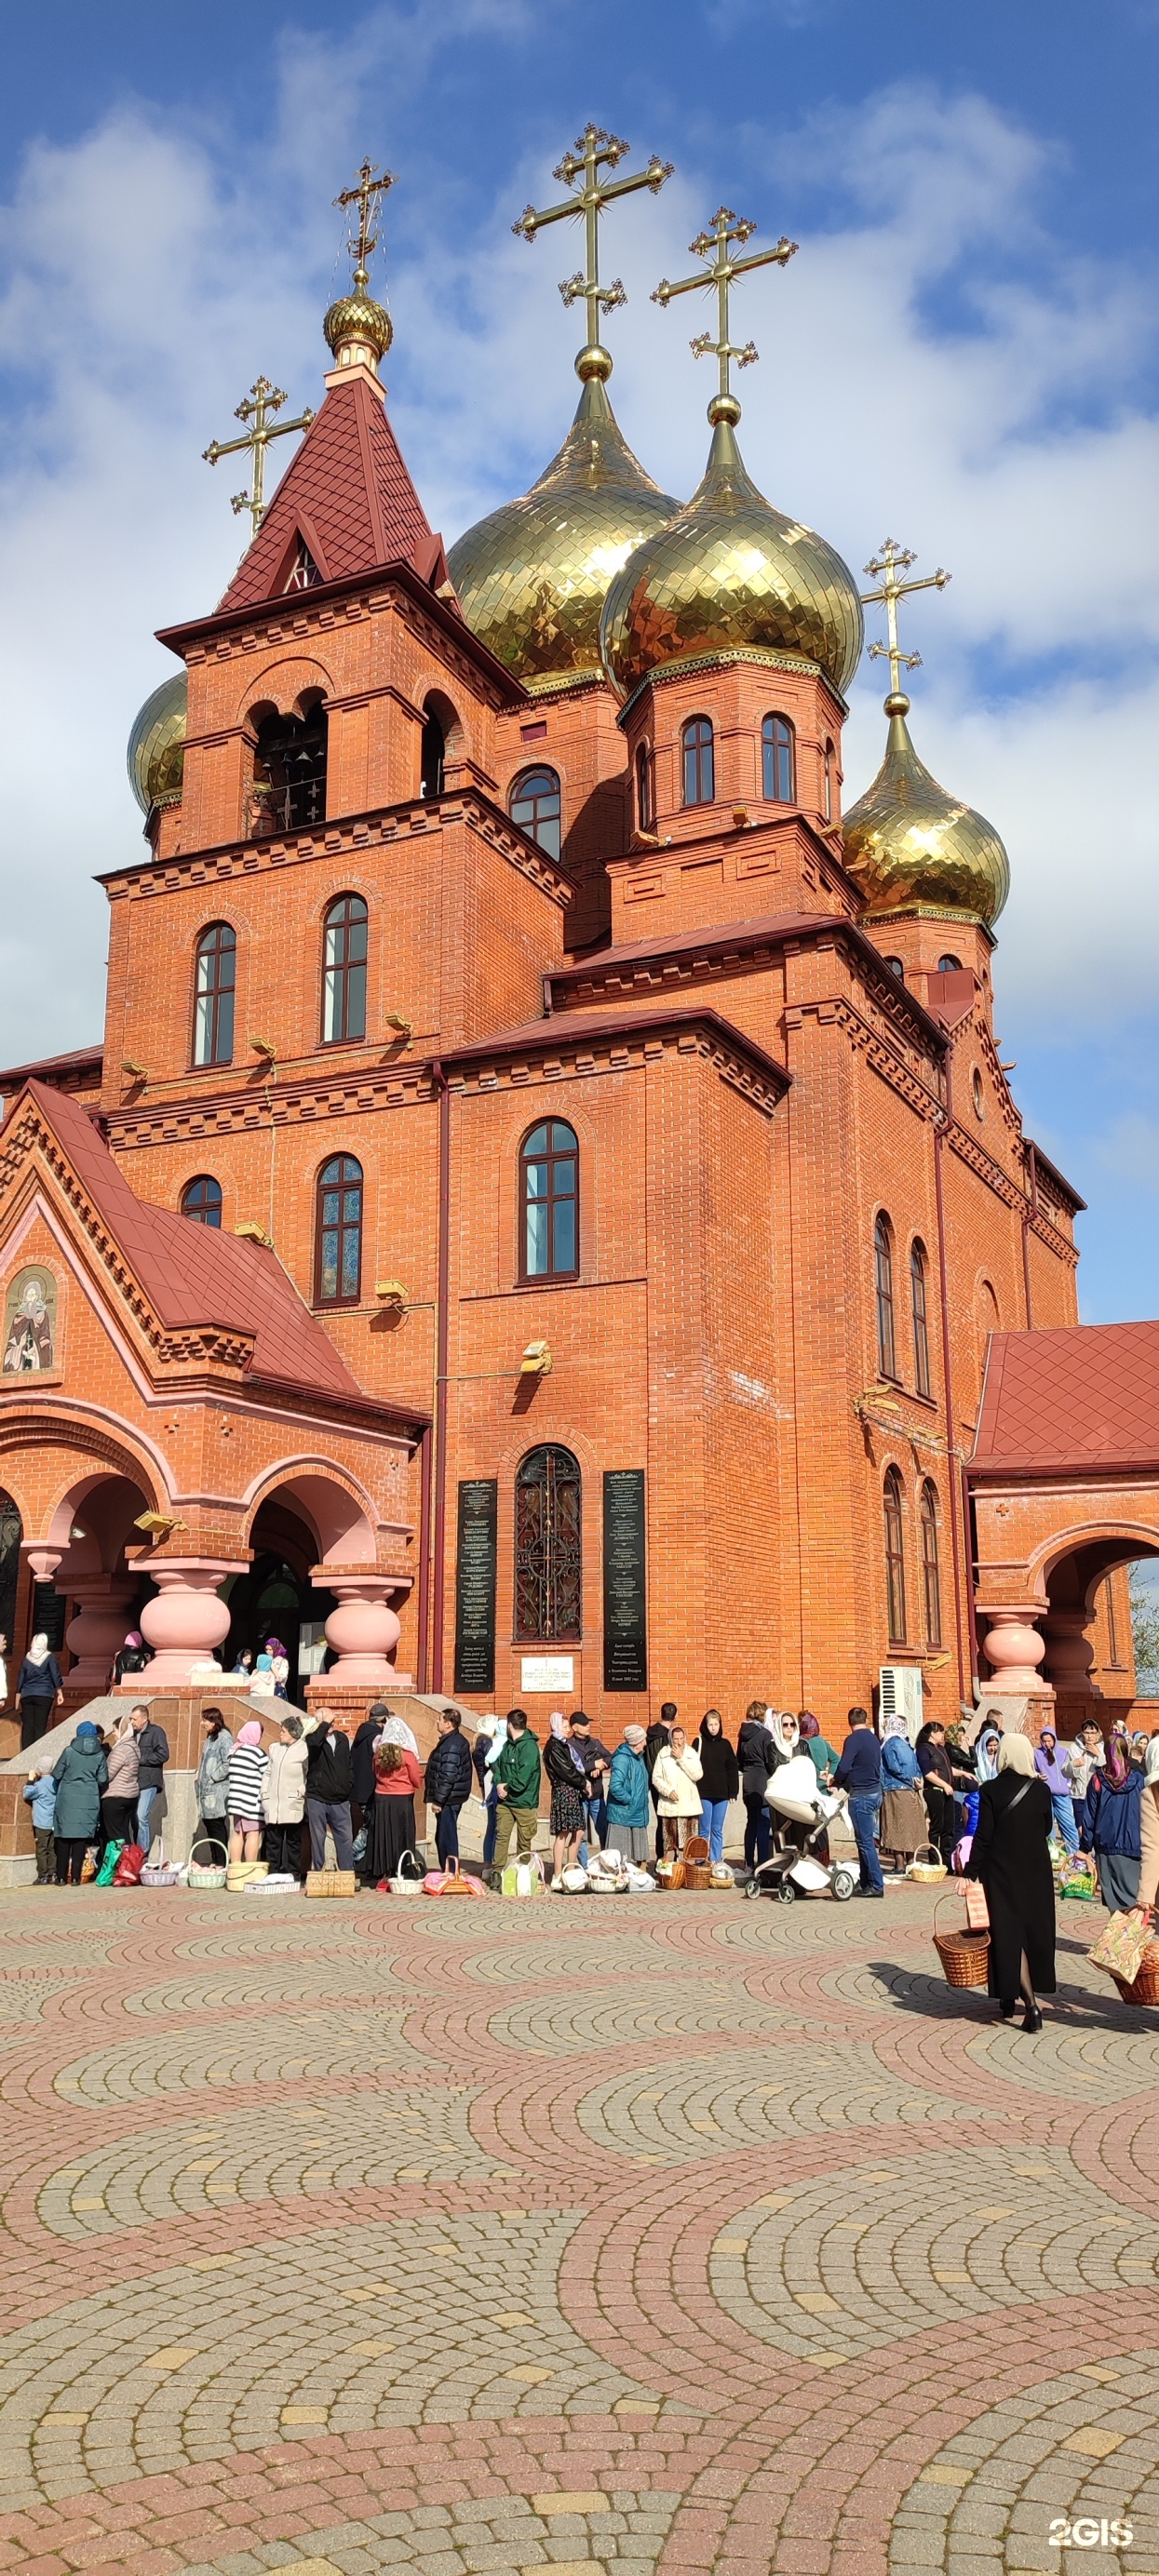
[932,1891,991,1990]
[1112,1940,1159,2008]
[682,1835,713,1892]
[910,1843,948,1885]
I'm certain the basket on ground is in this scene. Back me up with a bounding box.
[682,1835,713,1891]
[932,1891,991,1990]
[187,1835,228,1892]
[910,1843,948,1885]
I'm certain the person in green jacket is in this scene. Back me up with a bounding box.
[492,1710,541,1872]
[799,1711,840,1783]
[51,1721,109,1884]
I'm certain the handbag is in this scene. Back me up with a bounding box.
[305,1867,357,1898]
[558,1863,589,1893]
[141,1843,185,1889]
[112,1843,145,1886]
[387,1848,425,1896]
[501,1852,546,1898]
[1088,1911,1152,1985]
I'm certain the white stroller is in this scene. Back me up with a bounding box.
[744,1754,857,1903]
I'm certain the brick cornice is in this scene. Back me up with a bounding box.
[97,787,571,912]
[787,994,942,1120]
[442,1007,789,1119]
[156,556,525,713]
[104,1061,434,1146]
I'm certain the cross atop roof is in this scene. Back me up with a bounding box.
[652,207,797,424]
[512,123,673,379]
[860,539,951,702]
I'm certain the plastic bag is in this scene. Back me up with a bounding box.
[112,1844,145,1886]
[1089,1912,1152,1984]
[95,1841,125,1888]
[501,1854,545,1898]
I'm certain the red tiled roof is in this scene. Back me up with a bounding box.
[18,1081,367,1403]
[0,1046,102,1088]
[439,1002,791,1093]
[973,1322,1159,1476]
[218,373,434,614]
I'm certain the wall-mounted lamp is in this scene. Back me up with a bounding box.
[121,1058,148,1079]
[235,1220,274,1248]
[375,1280,408,1306]
[133,1511,186,1544]
[732,805,749,829]
[249,1035,276,1061]
[519,1338,552,1376]
[384,1013,412,1041]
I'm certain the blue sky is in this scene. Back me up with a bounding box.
[1,0,1157,1322]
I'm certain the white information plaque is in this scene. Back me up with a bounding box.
[519,1655,574,1693]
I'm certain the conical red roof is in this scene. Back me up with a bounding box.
[219,371,437,612]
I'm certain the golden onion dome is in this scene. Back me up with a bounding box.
[127,672,186,814]
[447,358,682,693]
[600,415,863,702]
[842,693,1010,927]
[323,272,393,367]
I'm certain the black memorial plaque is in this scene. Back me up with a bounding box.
[602,1469,647,1691]
[453,1479,498,1694]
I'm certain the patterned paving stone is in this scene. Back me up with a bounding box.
[39,2009,417,2107]
[574,2043,979,2162]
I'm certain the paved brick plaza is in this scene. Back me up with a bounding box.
[0,1884,1155,2576]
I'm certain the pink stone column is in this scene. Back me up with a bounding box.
[64,1576,140,1694]
[311,1569,412,1693]
[978,1606,1049,1695]
[138,1561,235,1685]
[1044,1609,1102,1697]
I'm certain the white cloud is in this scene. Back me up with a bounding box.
[0,58,1156,1067]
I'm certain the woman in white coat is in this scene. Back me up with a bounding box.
[652,1724,703,1856]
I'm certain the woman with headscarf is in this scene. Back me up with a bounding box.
[50,1720,108,1884]
[975,1721,1003,1784]
[1080,1731,1143,1913]
[1130,1735,1159,1925]
[194,1705,233,1864]
[366,1735,425,1884]
[226,1719,269,1862]
[15,1635,64,1749]
[264,1638,289,1699]
[878,1712,926,1874]
[967,1733,1056,2030]
[101,1713,140,1858]
[1034,1727,1079,1854]
[113,1630,151,1684]
[652,1724,704,1856]
[377,1710,419,1757]
[605,1724,653,1864]
[545,1710,586,1885]
[693,1711,739,1864]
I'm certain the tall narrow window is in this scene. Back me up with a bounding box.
[920,1481,942,1646]
[875,1214,896,1380]
[761,713,795,803]
[910,1239,931,1397]
[420,708,445,799]
[315,1155,363,1306]
[193,923,236,1067]
[519,1120,578,1281]
[253,702,327,833]
[883,957,906,982]
[510,765,561,860]
[823,737,835,821]
[322,893,368,1043]
[635,743,652,831]
[515,1444,582,1640]
[884,1467,907,1644]
[681,717,714,807]
[1103,1575,1122,1667]
[181,1175,222,1228]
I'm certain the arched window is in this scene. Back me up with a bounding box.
[181,1175,222,1228]
[420,706,445,800]
[519,1120,578,1281]
[823,737,835,822]
[681,717,714,807]
[883,1467,907,1644]
[322,893,368,1044]
[874,1214,896,1380]
[315,1155,363,1306]
[883,957,906,982]
[515,1444,582,1640]
[510,765,561,861]
[636,743,652,831]
[937,953,962,973]
[193,923,236,1067]
[920,1481,942,1646]
[253,701,327,833]
[761,713,795,804]
[910,1239,931,1397]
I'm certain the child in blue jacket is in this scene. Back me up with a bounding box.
[23,1760,56,1885]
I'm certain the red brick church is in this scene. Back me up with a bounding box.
[0,141,1152,1791]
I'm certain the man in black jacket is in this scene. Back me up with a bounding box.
[425,1708,474,1867]
[129,1702,169,1854]
[304,1708,355,1872]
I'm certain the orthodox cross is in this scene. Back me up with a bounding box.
[512,124,673,361]
[333,156,396,288]
[652,207,797,419]
[861,539,951,697]
[203,378,315,542]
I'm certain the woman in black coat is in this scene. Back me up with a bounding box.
[967,1733,1056,2031]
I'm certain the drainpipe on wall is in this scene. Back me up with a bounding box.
[430,1062,451,1694]
[934,1111,968,1707]
[414,1422,433,1694]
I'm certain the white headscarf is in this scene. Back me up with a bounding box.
[549,1711,567,1738]
[484,1718,508,1769]
[24,1633,51,1669]
[976,1727,1002,1782]
[997,1733,1035,1777]
[768,1711,800,1758]
[880,1710,910,1743]
[376,1712,418,1756]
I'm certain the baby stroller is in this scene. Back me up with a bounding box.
[744,1755,857,1903]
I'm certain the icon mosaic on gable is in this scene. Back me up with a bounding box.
[2,1270,58,1375]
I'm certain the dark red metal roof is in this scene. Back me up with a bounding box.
[973,1322,1159,1476]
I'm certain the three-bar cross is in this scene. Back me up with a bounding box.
[333,156,396,288]
[512,124,673,363]
[860,540,951,698]
[652,207,798,420]
[203,378,315,543]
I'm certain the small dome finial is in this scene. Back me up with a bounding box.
[325,156,397,371]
